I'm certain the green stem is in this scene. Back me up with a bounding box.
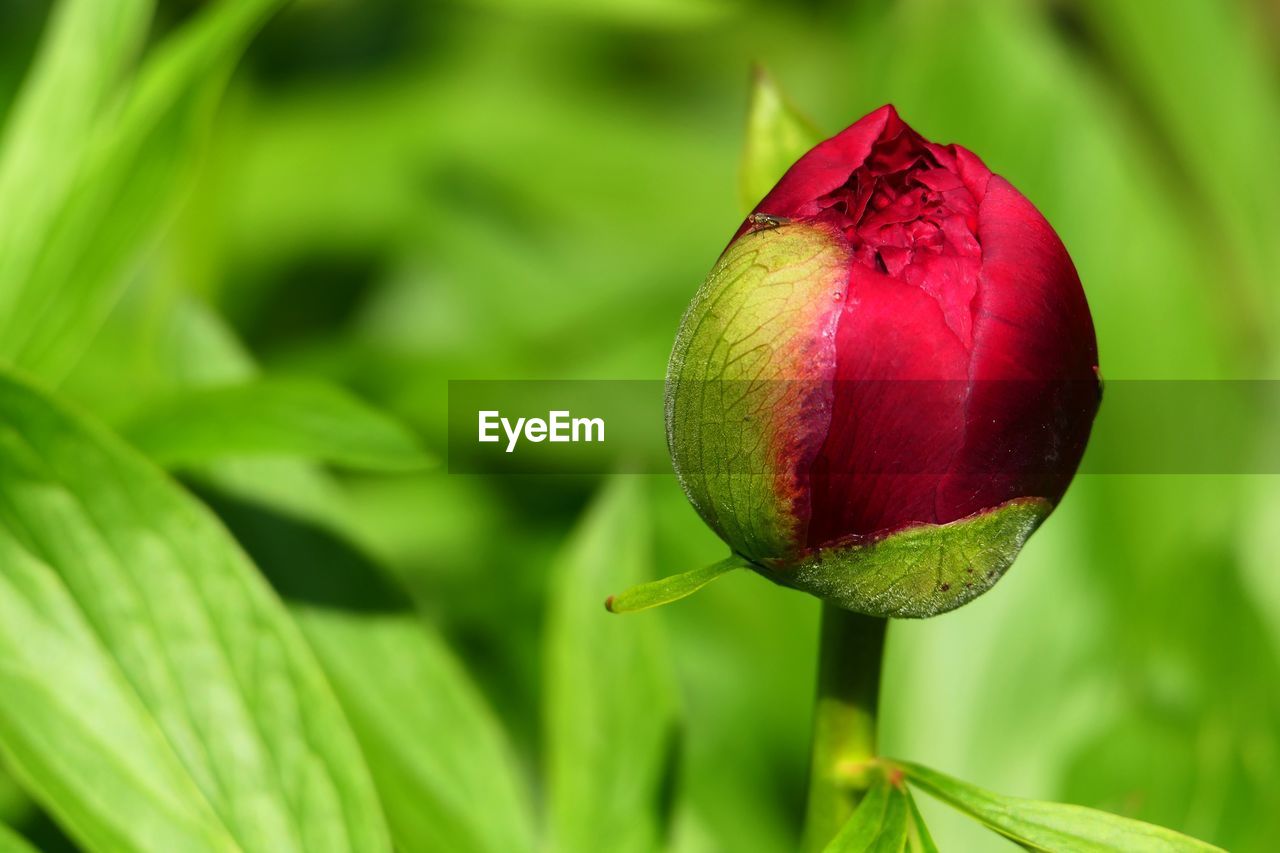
[800,604,888,851]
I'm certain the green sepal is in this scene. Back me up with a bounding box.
[666,223,849,566]
[605,557,744,614]
[759,498,1052,619]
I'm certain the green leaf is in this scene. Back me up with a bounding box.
[0,0,152,285]
[191,497,517,853]
[296,613,537,853]
[0,824,36,853]
[545,477,679,853]
[904,789,938,853]
[0,372,390,852]
[0,770,26,828]
[740,66,822,210]
[203,488,537,853]
[113,273,533,852]
[823,777,909,852]
[1072,0,1280,325]
[120,378,432,471]
[605,556,742,613]
[0,0,285,382]
[457,0,730,27]
[893,760,1224,852]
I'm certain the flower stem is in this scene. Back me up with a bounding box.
[800,604,888,851]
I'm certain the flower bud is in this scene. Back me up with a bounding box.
[667,105,1100,617]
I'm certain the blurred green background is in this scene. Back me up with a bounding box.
[1,0,1278,850]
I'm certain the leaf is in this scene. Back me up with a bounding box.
[0,824,36,853]
[457,0,730,27]
[0,0,286,382]
[0,372,390,852]
[904,789,938,853]
[0,771,26,828]
[0,0,152,299]
[0,0,154,379]
[739,66,822,210]
[292,613,537,853]
[823,777,909,852]
[893,760,1224,852]
[545,477,679,853]
[1072,0,1280,320]
[605,556,742,613]
[200,485,537,853]
[120,378,432,471]
[110,266,534,852]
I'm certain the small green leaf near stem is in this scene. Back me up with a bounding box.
[821,774,909,852]
[887,759,1226,852]
[604,556,742,613]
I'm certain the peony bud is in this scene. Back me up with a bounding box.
[666,105,1100,617]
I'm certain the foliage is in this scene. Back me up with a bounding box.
[0,0,1276,850]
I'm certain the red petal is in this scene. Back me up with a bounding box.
[936,177,1100,517]
[742,105,899,232]
[806,263,972,545]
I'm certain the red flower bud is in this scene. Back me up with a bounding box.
[667,105,1100,617]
